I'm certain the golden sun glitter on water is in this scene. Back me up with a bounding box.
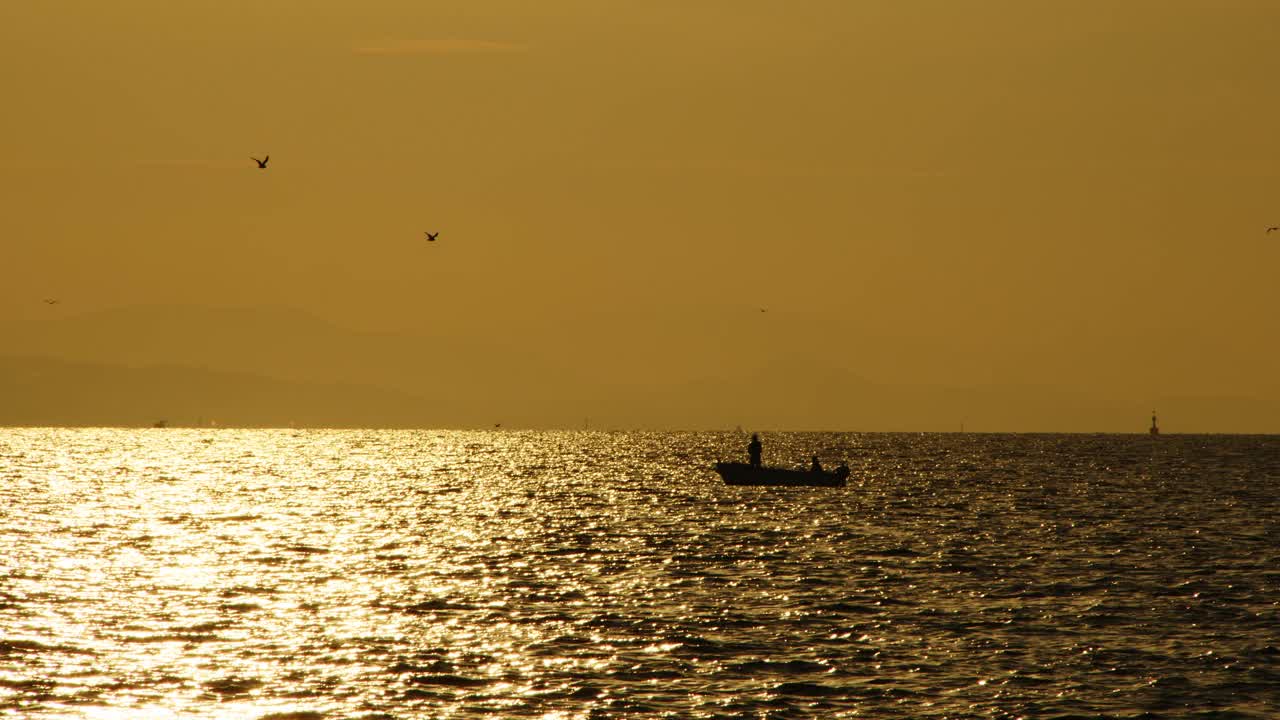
[3,428,1279,717]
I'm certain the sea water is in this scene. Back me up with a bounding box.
[1,429,1277,719]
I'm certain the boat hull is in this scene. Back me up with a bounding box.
[715,462,848,487]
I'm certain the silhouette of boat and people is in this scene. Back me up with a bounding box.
[716,433,850,487]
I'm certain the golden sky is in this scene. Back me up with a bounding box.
[4,1,1280,429]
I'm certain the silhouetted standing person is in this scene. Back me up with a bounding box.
[810,455,823,473]
[747,433,762,468]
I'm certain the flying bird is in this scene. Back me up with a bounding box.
[43,298,59,305]
[251,155,269,169]
[424,232,439,242]
[1268,227,1278,233]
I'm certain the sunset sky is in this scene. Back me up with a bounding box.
[4,1,1280,430]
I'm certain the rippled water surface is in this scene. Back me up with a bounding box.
[2,429,1278,719]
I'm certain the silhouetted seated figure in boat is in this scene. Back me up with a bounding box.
[747,433,762,468]
[810,455,823,473]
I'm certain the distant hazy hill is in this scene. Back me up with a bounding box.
[1,304,575,425]
[0,355,450,428]
[3,304,510,390]
[6,350,1268,431]
[3,305,1276,431]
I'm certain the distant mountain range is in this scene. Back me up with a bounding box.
[0,355,444,428]
[2,305,1277,431]
[0,305,571,427]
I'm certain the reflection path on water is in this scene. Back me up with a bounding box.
[1,429,1278,718]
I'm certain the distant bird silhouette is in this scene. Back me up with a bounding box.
[494,422,502,428]
[1268,226,1279,233]
[424,232,439,242]
[251,155,269,169]
[43,298,59,305]
[759,308,768,313]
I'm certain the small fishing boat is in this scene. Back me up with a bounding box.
[715,462,849,487]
